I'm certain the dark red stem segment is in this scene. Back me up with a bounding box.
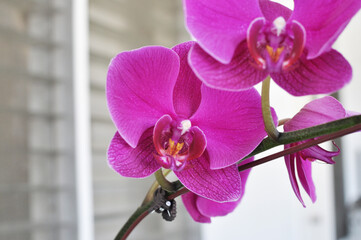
[168,187,190,200]
[114,202,152,240]
[238,123,361,172]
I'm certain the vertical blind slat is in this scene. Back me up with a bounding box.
[0,1,77,240]
[89,1,201,239]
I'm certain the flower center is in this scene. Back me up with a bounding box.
[247,17,306,73]
[153,116,206,171]
[166,138,184,156]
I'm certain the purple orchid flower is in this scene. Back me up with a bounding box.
[182,158,253,223]
[183,0,360,96]
[106,42,275,202]
[284,96,357,206]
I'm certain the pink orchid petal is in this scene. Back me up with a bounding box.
[188,126,207,160]
[190,85,275,169]
[195,157,254,218]
[259,0,292,21]
[296,155,317,203]
[153,114,172,156]
[172,42,202,118]
[301,144,339,164]
[175,152,241,202]
[106,46,178,148]
[196,196,241,218]
[289,0,361,58]
[284,149,306,207]
[247,18,268,70]
[181,192,211,223]
[107,130,160,178]
[271,50,352,96]
[347,110,360,117]
[282,21,306,70]
[189,41,268,91]
[183,0,263,64]
[284,96,347,131]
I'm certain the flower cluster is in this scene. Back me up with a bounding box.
[106,0,361,225]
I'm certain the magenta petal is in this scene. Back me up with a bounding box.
[301,144,339,164]
[247,18,268,70]
[188,126,207,160]
[183,0,263,63]
[107,129,160,178]
[181,193,211,223]
[106,46,178,147]
[259,0,292,21]
[290,0,361,58]
[296,156,317,203]
[271,50,352,96]
[175,152,241,202]
[284,96,347,131]
[282,21,306,70]
[196,195,241,218]
[190,85,271,169]
[189,42,268,91]
[347,110,360,117]
[153,114,172,155]
[285,149,306,207]
[196,157,254,218]
[172,42,202,118]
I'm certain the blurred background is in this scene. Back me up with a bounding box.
[0,0,360,239]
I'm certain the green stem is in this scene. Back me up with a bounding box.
[154,169,175,192]
[242,114,361,161]
[262,76,280,140]
[239,122,361,172]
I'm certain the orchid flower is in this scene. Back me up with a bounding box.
[106,42,275,202]
[182,158,253,223]
[284,96,357,206]
[183,0,360,96]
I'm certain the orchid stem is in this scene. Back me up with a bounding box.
[115,115,361,240]
[261,76,280,141]
[154,169,175,192]
[239,122,361,172]
[114,201,153,240]
[243,114,361,161]
[141,181,159,206]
